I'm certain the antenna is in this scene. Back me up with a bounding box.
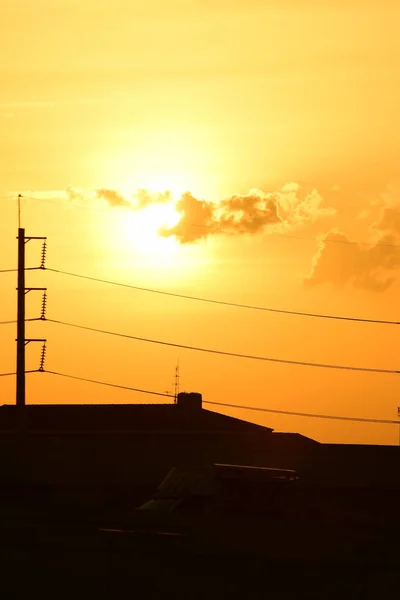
[17,194,22,229]
[174,360,180,403]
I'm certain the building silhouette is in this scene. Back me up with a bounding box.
[0,391,399,521]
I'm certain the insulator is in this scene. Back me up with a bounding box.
[39,343,47,371]
[40,292,47,320]
[40,241,47,269]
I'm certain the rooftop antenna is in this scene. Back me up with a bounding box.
[174,360,180,403]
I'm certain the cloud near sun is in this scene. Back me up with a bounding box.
[305,200,400,292]
[95,182,336,243]
[157,186,336,243]
[31,182,400,292]
[94,184,400,292]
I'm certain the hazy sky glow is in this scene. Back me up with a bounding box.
[1,0,399,444]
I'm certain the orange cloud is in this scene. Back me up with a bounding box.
[159,185,335,243]
[305,229,400,292]
[373,205,400,236]
[96,188,131,207]
[135,189,171,209]
[28,183,336,244]
[158,192,215,243]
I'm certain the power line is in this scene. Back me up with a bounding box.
[0,267,40,274]
[46,318,399,374]
[46,268,399,326]
[0,318,41,326]
[0,369,40,378]
[191,222,400,249]
[6,194,107,213]
[256,231,400,250]
[43,370,400,425]
[45,370,173,398]
[203,399,400,425]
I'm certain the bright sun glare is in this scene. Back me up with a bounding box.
[110,201,182,267]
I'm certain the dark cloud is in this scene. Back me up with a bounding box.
[96,188,131,207]
[218,191,281,234]
[158,192,216,243]
[159,185,335,244]
[305,229,400,292]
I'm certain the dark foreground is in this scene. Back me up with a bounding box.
[1,506,399,599]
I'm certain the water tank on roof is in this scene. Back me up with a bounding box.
[177,392,202,410]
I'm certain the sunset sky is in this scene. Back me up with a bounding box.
[1,0,400,444]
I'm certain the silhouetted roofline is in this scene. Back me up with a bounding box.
[0,403,274,434]
[271,432,320,445]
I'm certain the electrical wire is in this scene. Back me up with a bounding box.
[203,399,400,425]
[0,267,40,273]
[45,370,173,398]
[46,318,399,374]
[191,222,400,249]
[6,194,106,213]
[0,318,42,326]
[0,369,41,377]
[256,231,400,249]
[46,268,399,326]
[43,370,400,425]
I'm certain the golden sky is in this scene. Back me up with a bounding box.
[1,0,400,444]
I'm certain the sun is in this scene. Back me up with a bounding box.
[128,202,180,253]
[108,200,182,267]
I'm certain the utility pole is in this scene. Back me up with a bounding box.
[16,223,47,408]
[398,407,400,447]
[16,228,26,407]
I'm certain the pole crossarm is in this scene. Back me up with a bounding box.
[24,338,47,346]
[24,236,47,244]
[16,338,47,346]
[23,287,47,295]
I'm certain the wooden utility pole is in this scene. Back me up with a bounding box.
[15,216,47,407]
[16,228,26,407]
